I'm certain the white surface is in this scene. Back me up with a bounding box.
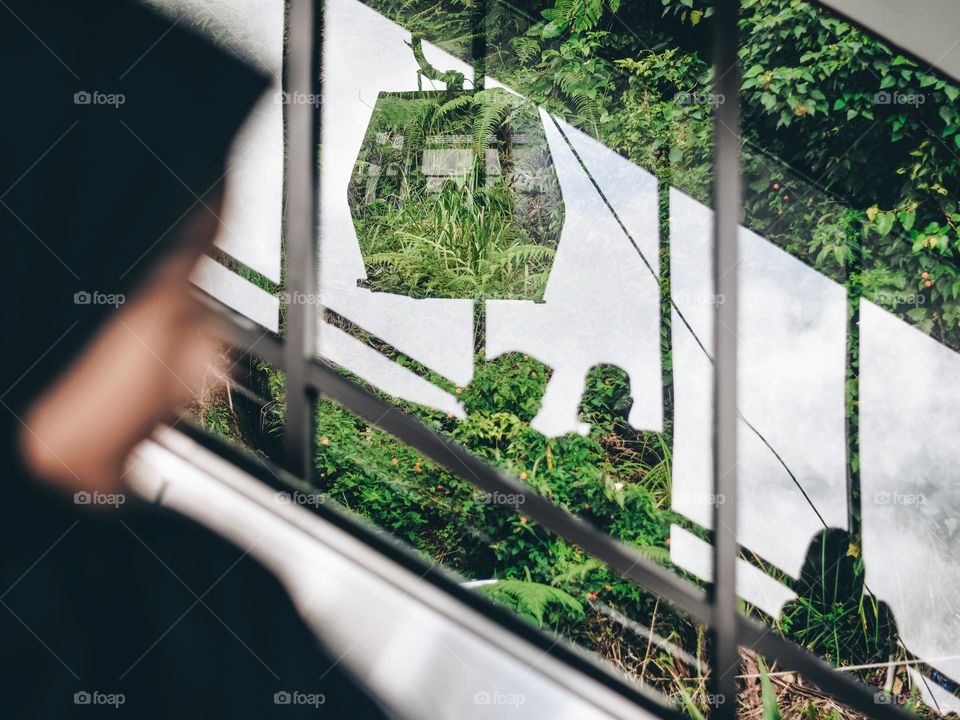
[486,113,662,437]
[907,667,960,716]
[861,299,960,683]
[127,431,661,720]
[148,0,284,286]
[319,0,475,392]
[669,525,797,618]
[191,256,279,332]
[817,0,960,87]
[318,320,466,418]
[322,0,662,435]
[669,188,848,578]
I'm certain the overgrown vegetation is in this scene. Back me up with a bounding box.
[208,0,960,715]
[350,87,562,300]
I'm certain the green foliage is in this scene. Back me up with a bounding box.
[474,578,584,626]
[758,656,783,720]
[350,88,563,300]
[201,404,231,437]
[322,0,960,713]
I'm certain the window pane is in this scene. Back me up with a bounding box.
[148,0,285,332]
[738,0,960,713]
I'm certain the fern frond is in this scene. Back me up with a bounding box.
[475,579,584,626]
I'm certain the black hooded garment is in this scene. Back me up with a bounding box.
[0,2,388,718]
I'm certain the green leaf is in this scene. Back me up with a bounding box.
[541,20,566,38]
[674,685,707,720]
[875,212,896,236]
[897,210,916,231]
[758,657,783,720]
[946,85,960,102]
[668,146,683,164]
[475,580,583,626]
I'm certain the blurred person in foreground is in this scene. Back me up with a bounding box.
[0,2,388,718]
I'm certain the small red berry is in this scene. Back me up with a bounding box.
[925,280,933,288]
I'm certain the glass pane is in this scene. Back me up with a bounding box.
[314,395,712,714]
[316,0,721,712]
[183,342,285,465]
[738,0,960,713]
[317,0,718,578]
[741,649,941,718]
[147,0,285,333]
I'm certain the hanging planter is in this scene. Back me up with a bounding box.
[348,37,564,302]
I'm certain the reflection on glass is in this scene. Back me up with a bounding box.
[147,0,284,328]
[670,179,848,602]
[321,0,662,436]
[861,300,960,708]
[729,0,960,710]
[313,396,710,715]
[186,345,285,465]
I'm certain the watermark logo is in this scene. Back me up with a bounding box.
[874,690,910,705]
[276,291,322,306]
[873,91,925,107]
[673,291,725,307]
[74,90,125,109]
[475,491,526,506]
[670,691,726,708]
[275,490,325,508]
[274,90,322,107]
[273,690,326,708]
[74,290,125,307]
[676,91,725,108]
[873,491,926,506]
[673,490,726,507]
[473,690,526,709]
[74,490,126,508]
[873,291,926,308]
[74,691,125,708]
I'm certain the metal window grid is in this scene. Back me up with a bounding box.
[201,1,927,718]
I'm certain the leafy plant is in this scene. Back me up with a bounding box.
[474,578,584,626]
[758,656,783,720]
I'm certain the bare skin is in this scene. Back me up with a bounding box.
[18,191,225,496]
